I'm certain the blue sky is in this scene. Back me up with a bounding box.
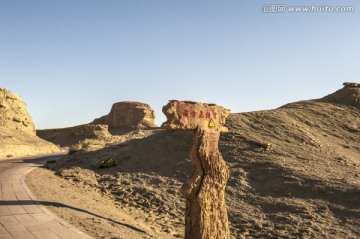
[1,1,359,129]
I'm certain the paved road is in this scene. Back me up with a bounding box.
[0,153,93,239]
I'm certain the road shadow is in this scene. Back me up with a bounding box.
[7,153,66,165]
[0,199,147,234]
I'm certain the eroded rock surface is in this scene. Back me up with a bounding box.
[0,88,35,135]
[0,88,60,158]
[92,102,156,130]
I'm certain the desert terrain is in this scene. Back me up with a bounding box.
[1,84,359,238]
[22,84,360,239]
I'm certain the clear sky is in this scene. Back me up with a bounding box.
[1,0,359,129]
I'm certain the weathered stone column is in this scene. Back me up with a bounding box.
[161,100,230,239]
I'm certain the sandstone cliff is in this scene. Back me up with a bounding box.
[0,88,35,135]
[0,88,60,158]
[91,102,156,131]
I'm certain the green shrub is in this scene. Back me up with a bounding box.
[98,158,118,168]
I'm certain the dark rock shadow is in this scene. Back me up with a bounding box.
[3,154,66,166]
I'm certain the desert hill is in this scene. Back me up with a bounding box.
[37,124,112,147]
[29,84,359,238]
[0,88,60,158]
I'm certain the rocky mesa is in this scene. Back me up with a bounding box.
[91,101,156,131]
[0,88,60,158]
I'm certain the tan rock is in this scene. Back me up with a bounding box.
[0,88,60,158]
[0,88,35,135]
[92,101,156,130]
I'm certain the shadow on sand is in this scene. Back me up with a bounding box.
[0,199,147,234]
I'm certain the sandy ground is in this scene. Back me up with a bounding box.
[0,128,60,158]
[26,168,178,239]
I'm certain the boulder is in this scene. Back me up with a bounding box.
[92,102,156,130]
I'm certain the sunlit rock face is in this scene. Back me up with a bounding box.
[0,88,60,158]
[92,101,156,129]
[0,88,35,135]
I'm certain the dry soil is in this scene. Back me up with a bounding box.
[26,94,360,239]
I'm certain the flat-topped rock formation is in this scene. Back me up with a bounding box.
[0,88,60,158]
[92,101,156,131]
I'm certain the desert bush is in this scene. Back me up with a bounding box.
[68,138,106,155]
[68,143,83,154]
[98,158,118,168]
[82,138,105,147]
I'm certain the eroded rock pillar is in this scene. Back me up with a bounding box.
[161,100,230,239]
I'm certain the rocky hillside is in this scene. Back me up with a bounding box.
[0,88,60,158]
[320,82,360,108]
[45,84,360,238]
[37,124,111,147]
